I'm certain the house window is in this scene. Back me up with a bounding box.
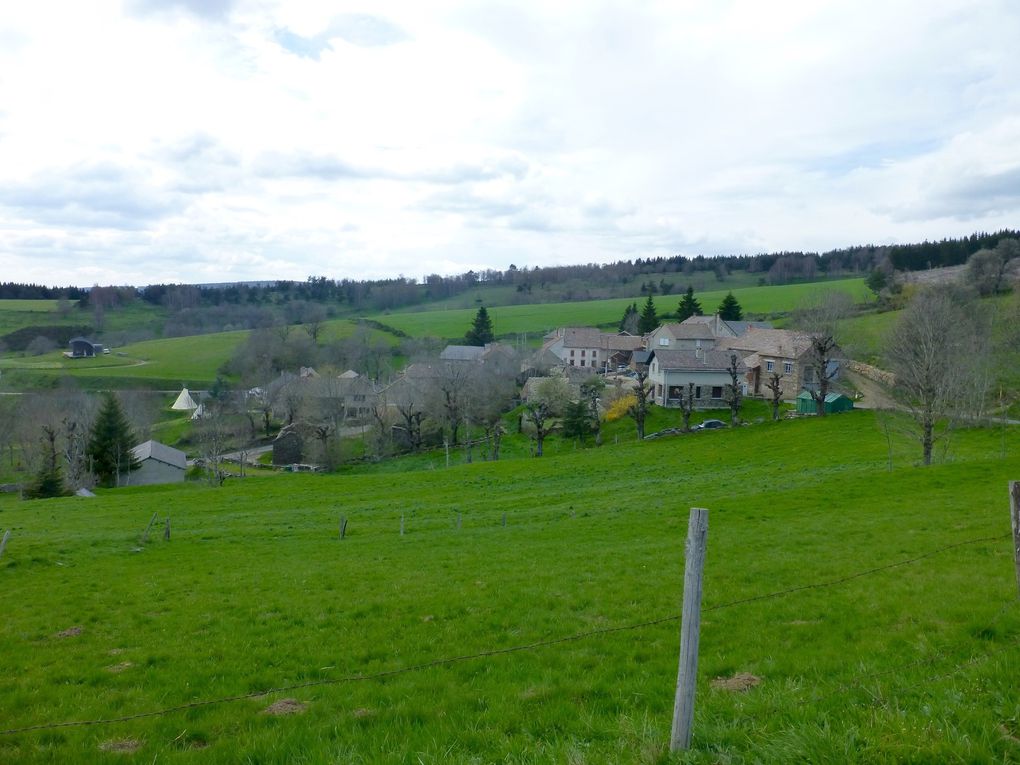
[569,359,575,366]
[711,386,723,399]
[570,350,575,357]
[695,386,702,398]
[592,350,597,358]
[784,361,793,374]
[766,360,774,372]
[659,337,669,346]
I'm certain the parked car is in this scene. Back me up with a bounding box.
[692,419,726,431]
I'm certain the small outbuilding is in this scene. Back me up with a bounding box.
[67,337,104,358]
[126,440,187,485]
[796,391,854,414]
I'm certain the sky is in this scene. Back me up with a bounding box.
[1,0,1019,288]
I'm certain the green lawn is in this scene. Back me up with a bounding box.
[1,412,1018,763]
[370,279,870,340]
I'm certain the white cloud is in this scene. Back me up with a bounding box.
[1,0,1019,286]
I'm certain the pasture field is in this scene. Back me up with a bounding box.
[1,413,1018,763]
[0,321,396,390]
[371,279,871,340]
[0,300,165,337]
[0,299,62,313]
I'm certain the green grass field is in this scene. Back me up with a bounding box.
[1,412,1018,763]
[0,321,399,390]
[372,279,871,340]
[0,300,165,338]
[0,299,62,313]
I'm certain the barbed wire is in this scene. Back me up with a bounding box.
[703,532,1010,613]
[0,530,1009,736]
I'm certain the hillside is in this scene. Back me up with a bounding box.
[1,413,1018,762]
[0,279,869,391]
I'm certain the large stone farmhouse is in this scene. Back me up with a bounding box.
[647,349,748,408]
[541,328,644,372]
[716,327,835,401]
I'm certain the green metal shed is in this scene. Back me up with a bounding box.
[796,391,854,414]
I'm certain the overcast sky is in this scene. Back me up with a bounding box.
[2,1,1019,287]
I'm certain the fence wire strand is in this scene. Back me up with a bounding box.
[0,530,1010,736]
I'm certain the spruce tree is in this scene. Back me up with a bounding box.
[717,291,743,321]
[87,392,140,488]
[465,305,495,346]
[677,286,703,321]
[26,425,69,499]
[561,399,593,442]
[618,302,639,333]
[637,295,659,334]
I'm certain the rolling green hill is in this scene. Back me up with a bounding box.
[371,278,870,341]
[1,413,1017,763]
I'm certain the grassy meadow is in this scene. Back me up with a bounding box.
[1,412,1019,763]
[371,278,871,341]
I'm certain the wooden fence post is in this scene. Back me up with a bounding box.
[141,512,158,544]
[502,513,507,528]
[339,515,347,540]
[400,515,405,536]
[670,507,709,752]
[1010,482,1020,600]
[0,529,10,560]
[164,518,171,541]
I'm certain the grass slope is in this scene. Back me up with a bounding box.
[1,413,1018,763]
[0,300,165,337]
[0,321,396,390]
[371,279,870,340]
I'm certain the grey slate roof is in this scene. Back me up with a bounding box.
[726,320,773,336]
[650,349,747,372]
[131,440,187,470]
[440,345,486,361]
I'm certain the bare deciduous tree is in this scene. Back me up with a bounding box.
[765,372,783,422]
[627,369,652,439]
[525,376,571,456]
[885,285,990,465]
[724,353,742,425]
[795,291,852,416]
[678,381,695,431]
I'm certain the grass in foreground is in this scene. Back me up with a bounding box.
[1,413,1018,763]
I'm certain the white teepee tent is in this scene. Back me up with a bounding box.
[171,388,198,411]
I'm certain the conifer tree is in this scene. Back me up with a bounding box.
[637,295,659,334]
[618,302,639,333]
[87,392,140,488]
[26,425,69,499]
[717,291,743,321]
[677,286,703,321]
[465,305,495,346]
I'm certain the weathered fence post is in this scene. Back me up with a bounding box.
[0,529,10,560]
[400,514,405,536]
[339,515,347,540]
[141,512,158,544]
[164,518,171,540]
[502,513,507,528]
[1010,482,1020,600]
[670,507,709,752]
